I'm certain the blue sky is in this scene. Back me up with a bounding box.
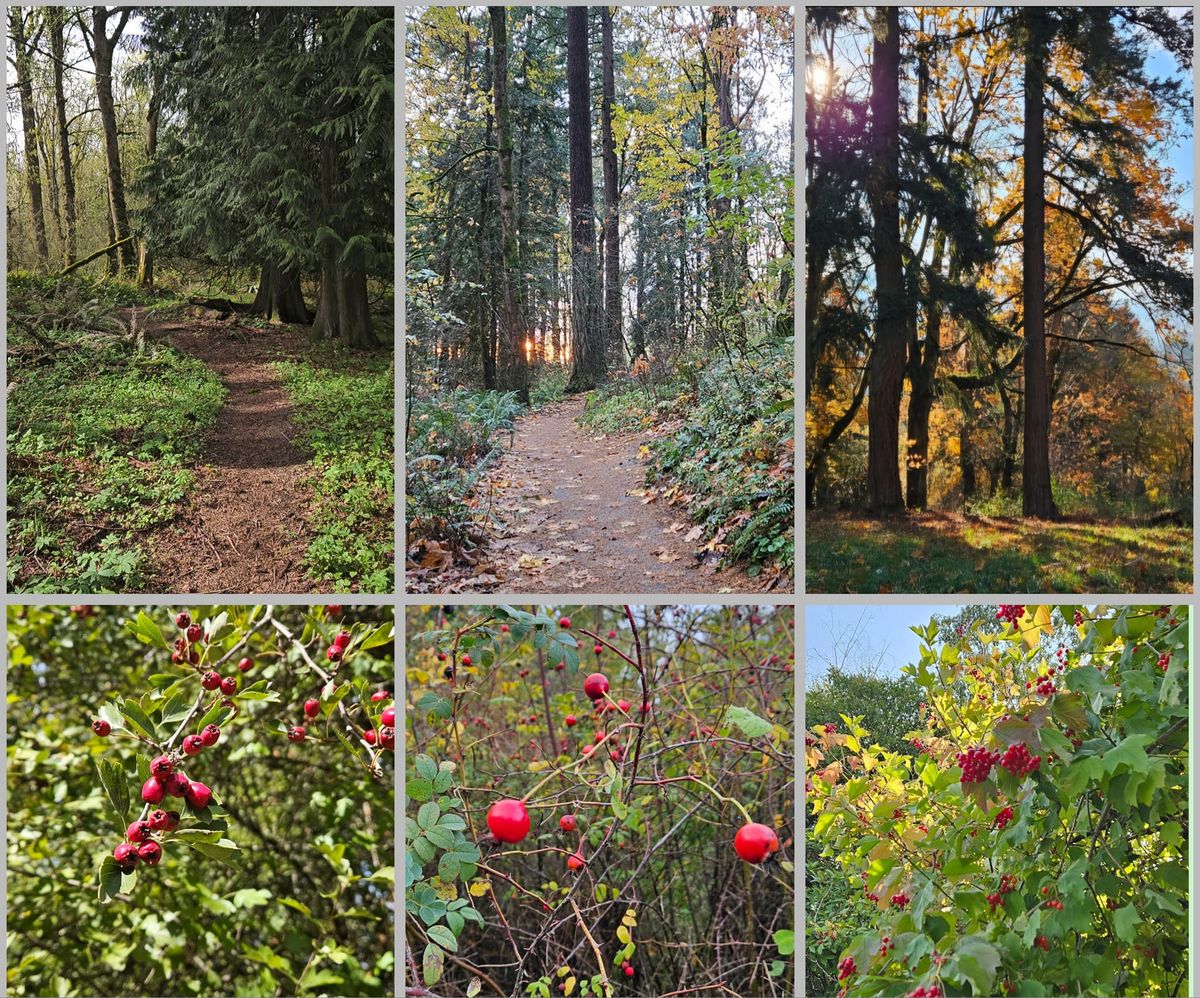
[805,604,963,683]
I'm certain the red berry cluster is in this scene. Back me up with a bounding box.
[620,960,634,978]
[999,742,1041,777]
[116,753,214,872]
[1035,675,1056,696]
[171,612,203,665]
[908,986,942,998]
[1158,652,1171,671]
[1045,898,1063,911]
[890,891,910,909]
[878,934,892,958]
[996,604,1025,625]
[1074,610,1084,626]
[837,957,856,981]
[957,745,1000,784]
[1034,934,1050,952]
[993,806,1014,830]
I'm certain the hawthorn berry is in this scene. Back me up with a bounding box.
[956,745,1000,784]
[733,822,779,863]
[487,799,531,843]
[288,726,306,742]
[559,814,577,832]
[150,755,174,779]
[201,671,221,690]
[837,956,856,981]
[891,891,911,909]
[165,772,190,797]
[565,714,577,727]
[996,604,1025,625]
[363,728,379,746]
[334,630,352,649]
[994,806,1015,831]
[182,734,204,756]
[92,718,111,737]
[380,726,395,750]
[220,676,238,696]
[114,842,138,870]
[594,644,603,655]
[583,672,609,701]
[999,743,1041,778]
[326,604,343,617]
[304,698,320,718]
[175,612,191,629]
[371,689,391,702]
[185,781,213,809]
[138,841,163,866]
[607,630,616,638]
[237,657,254,673]
[617,699,631,713]
[559,616,571,629]
[327,645,343,663]
[186,623,203,644]
[148,809,170,830]
[381,706,395,726]
[126,820,152,843]
[200,724,220,747]
[566,849,585,870]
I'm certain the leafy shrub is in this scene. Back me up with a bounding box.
[529,366,571,407]
[275,352,394,593]
[405,389,524,547]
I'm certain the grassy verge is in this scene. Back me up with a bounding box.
[7,273,223,592]
[578,342,795,579]
[806,512,1193,593]
[275,350,395,593]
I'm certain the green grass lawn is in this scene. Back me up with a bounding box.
[276,348,394,593]
[806,512,1193,594]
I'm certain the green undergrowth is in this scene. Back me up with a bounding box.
[275,350,395,593]
[405,389,525,549]
[7,273,223,592]
[579,341,795,578]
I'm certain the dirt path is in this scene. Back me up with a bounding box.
[142,315,321,594]
[455,398,767,594]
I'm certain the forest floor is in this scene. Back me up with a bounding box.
[806,511,1193,594]
[413,397,766,594]
[139,312,322,593]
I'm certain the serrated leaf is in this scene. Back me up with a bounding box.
[128,611,169,650]
[415,754,437,780]
[119,701,158,740]
[360,621,394,650]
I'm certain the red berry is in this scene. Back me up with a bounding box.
[150,755,173,779]
[175,612,191,629]
[182,734,203,756]
[500,624,510,634]
[220,676,237,695]
[200,724,220,746]
[126,820,152,843]
[566,849,585,870]
[364,728,377,744]
[165,772,190,797]
[92,718,111,737]
[186,623,203,644]
[623,966,634,978]
[334,630,352,649]
[114,842,138,869]
[487,799,531,843]
[371,689,391,702]
[560,814,577,832]
[380,726,395,750]
[304,699,320,718]
[733,822,779,863]
[594,644,604,655]
[148,808,171,831]
[288,726,306,742]
[237,657,253,673]
[381,706,395,726]
[138,841,163,866]
[617,699,631,713]
[559,617,571,629]
[583,673,609,701]
[565,714,577,727]
[327,645,343,662]
[460,654,471,667]
[607,630,616,638]
[185,781,212,809]
[201,671,221,690]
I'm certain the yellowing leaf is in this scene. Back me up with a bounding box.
[468,880,490,897]
[616,925,631,944]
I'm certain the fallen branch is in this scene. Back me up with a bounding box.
[57,235,134,277]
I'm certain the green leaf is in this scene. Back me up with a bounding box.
[188,838,242,865]
[244,944,293,975]
[422,944,444,987]
[97,758,131,828]
[119,700,158,741]
[1113,904,1141,942]
[415,754,437,781]
[127,611,169,650]
[360,621,394,650]
[280,897,313,917]
[725,705,773,738]
[954,936,1000,995]
[773,929,794,956]
[427,924,458,953]
[417,802,440,829]
[298,968,344,991]
[229,888,271,908]
[97,855,126,904]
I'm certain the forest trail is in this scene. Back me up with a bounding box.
[140,314,320,594]
[461,398,763,594]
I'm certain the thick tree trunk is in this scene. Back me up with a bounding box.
[50,10,77,267]
[1021,10,1058,518]
[490,6,530,401]
[866,6,906,514]
[253,263,309,324]
[91,7,134,274]
[565,6,604,392]
[600,6,622,362]
[708,6,739,349]
[11,10,50,271]
[139,67,166,288]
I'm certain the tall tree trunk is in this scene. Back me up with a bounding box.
[50,9,77,267]
[252,263,309,323]
[139,66,166,288]
[1021,9,1058,518]
[90,6,134,274]
[960,398,977,503]
[632,202,647,360]
[600,6,622,362]
[565,6,604,392]
[11,10,50,271]
[866,5,905,513]
[490,6,530,401]
[708,6,739,349]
